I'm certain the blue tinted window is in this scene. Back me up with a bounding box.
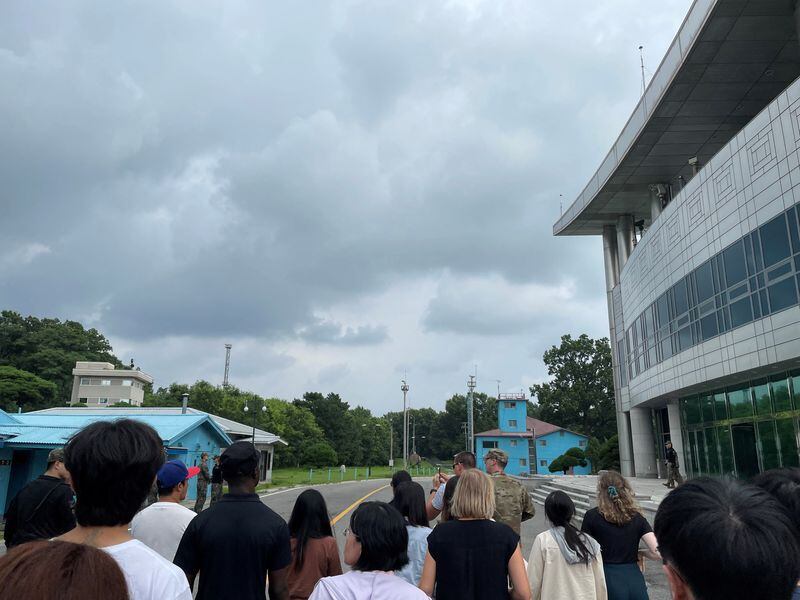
[760,214,790,267]
[752,230,765,272]
[696,261,714,302]
[674,278,689,315]
[700,313,718,340]
[678,326,692,351]
[722,241,747,286]
[789,207,800,253]
[767,278,798,313]
[656,293,670,328]
[744,236,757,275]
[729,297,753,328]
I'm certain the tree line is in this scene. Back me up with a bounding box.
[0,310,619,470]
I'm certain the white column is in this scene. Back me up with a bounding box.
[602,226,619,291]
[667,401,686,471]
[267,448,274,483]
[616,215,635,269]
[618,411,635,477]
[630,407,658,478]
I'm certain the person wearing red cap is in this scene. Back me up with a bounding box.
[131,460,200,562]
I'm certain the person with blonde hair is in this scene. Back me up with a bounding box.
[580,471,659,600]
[419,469,530,600]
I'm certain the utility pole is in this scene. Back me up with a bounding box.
[223,344,232,387]
[401,379,409,468]
[411,416,416,454]
[461,422,468,451]
[467,374,476,454]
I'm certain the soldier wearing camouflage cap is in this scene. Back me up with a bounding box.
[483,449,535,536]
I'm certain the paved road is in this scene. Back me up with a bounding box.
[258,478,671,599]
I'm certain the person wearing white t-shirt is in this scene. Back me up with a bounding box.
[132,459,199,561]
[56,419,192,600]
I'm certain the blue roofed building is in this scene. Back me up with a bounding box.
[475,393,591,476]
[0,408,234,513]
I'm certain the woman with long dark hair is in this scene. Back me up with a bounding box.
[392,481,432,585]
[527,491,606,599]
[287,489,342,600]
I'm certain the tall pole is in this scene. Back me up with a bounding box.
[467,374,476,454]
[411,416,416,454]
[223,344,232,387]
[389,420,394,467]
[401,380,409,468]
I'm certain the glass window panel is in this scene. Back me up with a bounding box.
[674,279,689,315]
[752,382,771,415]
[656,293,670,328]
[660,336,674,360]
[683,397,701,425]
[776,418,799,468]
[772,378,792,412]
[728,386,753,419]
[722,241,747,287]
[758,420,781,471]
[718,425,734,475]
[752,292,762,319]
[700,313,718,340]
[793,375,800,408]
[678,327,692,352]
[705,428,720,474]
[789,207,800,253]
[759,289,769,314]
[732,423,760,478]
[760,214,791,267]
[753,230,765,272]
[713,392,728,420]
[696,430,709,474]
[696,261,715,302]
[700,394,715,423]
[729,296,753,328]
[745,235,757,275]
[728,283,748,300]
[767,277,798,313]
[767,262,792,281]
[687,429,699,475]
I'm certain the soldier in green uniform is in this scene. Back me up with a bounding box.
[194,452,211,513]
[483,449,535,536]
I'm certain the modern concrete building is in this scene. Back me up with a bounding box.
[555,0,800,479]
[70,361,153,407]
[474,394,591,476]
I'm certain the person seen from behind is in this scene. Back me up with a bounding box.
[309,501,428,599]
[483,448,535,536]
[528,490,607,600]
[655,477,800,600]
[3,447,76,549]
[439,475,459,522]
[287,489,342,600]
[193,452,211,513]
[419,469,530,600]
[56,419,191,600]
[388,470,413,511]
[749,468,800,600]
[427,451,475,520]
[210,455,223,505]
[0,540,130,600]
[392,481,432,586]
[580,471,659,600]
[174,441,292,600]
[131,459,199,561]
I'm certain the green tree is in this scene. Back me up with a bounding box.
[430,393,498,460]
[548,446,588,474]
[0,366,58,412]
[530,334,616,440]
[301,441,338,467]
[294,392,362,465]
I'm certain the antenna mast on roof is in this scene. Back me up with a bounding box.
[223,344,232,388]
[639,45,646,95]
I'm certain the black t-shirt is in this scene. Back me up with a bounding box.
[427,519,519,600]
[4,475,76,548]
[211,465,223,485]
[174,493,292,600]
[580,507,652,564]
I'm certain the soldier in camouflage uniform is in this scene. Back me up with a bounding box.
[483,448,535,536]
[193,452,211,513]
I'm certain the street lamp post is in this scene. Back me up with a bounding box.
[243,401,266,445]
[401,380,410,469]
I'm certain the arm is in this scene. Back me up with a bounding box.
[592,551,608,600]
[173,522,200,588]
[526,536,545,600]
[508,546,531,600]
[426,476,447,521]
[418,551,436,596]
[641,532,661,561]
[267,566,290,600]
[326,538,343,576]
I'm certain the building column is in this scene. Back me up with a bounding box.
[649,188,663,222]
[602,226,619,291]
[616,215,635,269]
[629,407,658,478]
[618,411,635,477]
[666,401,686,473]
[267,447,274,483]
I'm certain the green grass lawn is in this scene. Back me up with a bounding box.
[256,462,438,492]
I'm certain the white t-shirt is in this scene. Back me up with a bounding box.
[310,570,430,600]
[131,501,197,561]
[432,483,445,511]
[103,539,192,600]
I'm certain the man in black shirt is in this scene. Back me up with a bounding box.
[174,442,291,600]
[209,455,223,505]
[4,447,76,548]
[663,441,684,488]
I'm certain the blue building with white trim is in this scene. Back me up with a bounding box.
[475,394,592,476]
[0,409,233,513]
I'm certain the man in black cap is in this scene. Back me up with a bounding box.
[174,442,291,600]
[4,447,76,548]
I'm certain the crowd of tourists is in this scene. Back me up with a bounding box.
[1,419,800,600]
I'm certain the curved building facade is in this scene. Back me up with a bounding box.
[555,0,800,479]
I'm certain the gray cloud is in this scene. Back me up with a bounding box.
[298,319,389,346]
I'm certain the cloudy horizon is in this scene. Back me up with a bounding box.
[1,0,692,414]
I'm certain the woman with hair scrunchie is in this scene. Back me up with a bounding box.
[580,471,660,600]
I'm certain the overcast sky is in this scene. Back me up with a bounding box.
[1,0,692,414]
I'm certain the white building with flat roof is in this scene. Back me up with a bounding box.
[70,361,154,407]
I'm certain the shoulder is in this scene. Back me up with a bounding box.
[109,540,189,588]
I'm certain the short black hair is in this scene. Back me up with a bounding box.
[390,470,412,489]
[350,502,408,572]
[157,484,177,497]
[65,419,164,526]
[654,477,800,600]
